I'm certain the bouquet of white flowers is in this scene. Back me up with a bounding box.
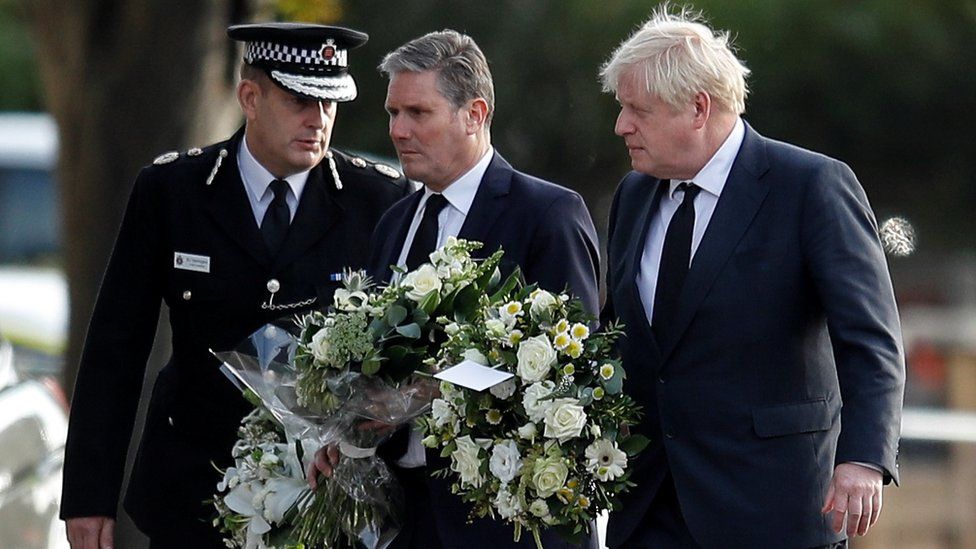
[421,281,647,547]
[212,238,507,549]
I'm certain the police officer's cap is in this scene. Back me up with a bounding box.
[227,22,368,102]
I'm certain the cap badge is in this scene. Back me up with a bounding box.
[321,39,336,61]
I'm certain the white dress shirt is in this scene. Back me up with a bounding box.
[637,117,745,327]
[396,147,493,468]
[393,148,494,277]
[238,137,310,226]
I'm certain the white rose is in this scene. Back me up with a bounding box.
[489,378,517,400]
[431,398,456,428]
[489,439,522,484]
[516,335,557,383]
[532,456,568,498]
[462,348,489,366]
[522,381,555,423]
[451,435,484,488]
[529,289,558,319]
[309,327,331,364]
[543,398,587,443]
[401,264,442,301]
[517,422,538,440]
[585,438,628,481]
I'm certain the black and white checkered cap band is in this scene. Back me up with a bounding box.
[245,40,347,72]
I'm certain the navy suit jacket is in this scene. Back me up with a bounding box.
[603,123,905,548]
[369,151,600,549]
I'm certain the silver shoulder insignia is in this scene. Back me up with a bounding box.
[186,147,203,157]
[351,157,367,168]
[374,163,401,179]
[153,151,179,165]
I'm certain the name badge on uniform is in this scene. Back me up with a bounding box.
[174,252,211,273]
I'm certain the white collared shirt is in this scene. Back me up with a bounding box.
[395,147,493,468]
[237,136,311,226]
[393,148,494,276]
[637,117,745,327]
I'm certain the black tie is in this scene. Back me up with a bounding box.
[652,182,701,340]
[405,194,449,270]
[261,179,291,256]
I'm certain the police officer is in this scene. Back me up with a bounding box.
[60,23,410,548]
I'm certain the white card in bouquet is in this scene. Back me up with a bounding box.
[434,359,514,391]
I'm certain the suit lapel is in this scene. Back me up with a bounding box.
[457,152,513,244]
[378,190,424,282]
[658,123,771,364]
[623,175,667,363]
[273,165,342,271]
[204,131,272,268]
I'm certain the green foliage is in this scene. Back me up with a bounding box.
[0,1,42,110]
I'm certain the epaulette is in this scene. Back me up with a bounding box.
[153,151,180,165]
[373,163,402,179]
[338,151,402,180]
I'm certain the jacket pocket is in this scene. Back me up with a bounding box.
[752,397,834,438]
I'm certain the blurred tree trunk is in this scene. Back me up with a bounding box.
[26,0,251,396]
[25,1,254,545]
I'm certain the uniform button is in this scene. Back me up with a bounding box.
[266,279,280,293]
[182,290,192,301]
[167,416,175,426]
[658,376,666,384]
[665,432,675,439]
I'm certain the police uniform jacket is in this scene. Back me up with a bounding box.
[60,127,410,535]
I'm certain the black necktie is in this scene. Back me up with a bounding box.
[405,194,449,270]
[261,179,291,256]
[652,182,700,340]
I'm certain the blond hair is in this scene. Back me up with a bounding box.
[600,4,750,114]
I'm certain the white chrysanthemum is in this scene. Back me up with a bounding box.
[571,323,590,340]
[507,329,524,347]
[553,331,572,350]
[499,301,524,325]
[585,438,628,481]
[565,339,583,359]
[529,498,550,518]
[599,363,615,380]
[489,439,522,484]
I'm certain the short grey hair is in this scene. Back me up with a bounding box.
[379,29,495,126]
[600,4,750,114]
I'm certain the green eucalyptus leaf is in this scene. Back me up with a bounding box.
[386,304,408,327]
[618,434,651,457]
[395,323,421,339]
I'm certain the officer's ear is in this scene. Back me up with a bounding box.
[237,78,262,121]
